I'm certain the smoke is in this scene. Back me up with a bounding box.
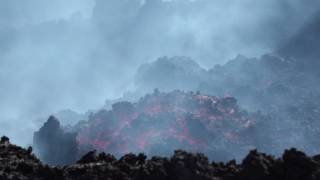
[0,0,319,145]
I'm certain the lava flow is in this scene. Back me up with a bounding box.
[34,90,262,165]
[75,90,258,157]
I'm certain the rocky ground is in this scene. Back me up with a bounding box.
[2,136,320,180]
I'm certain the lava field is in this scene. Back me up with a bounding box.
[34,90,269,165]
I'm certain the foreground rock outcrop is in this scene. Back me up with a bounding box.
[0,136,63,180]
[2,136,320,180]
[33,116,77,165]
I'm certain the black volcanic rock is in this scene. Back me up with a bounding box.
[239,150,279,180]
[0,136,63,180]
[33,115,78,165]
[1,136,9,143]
[3,137,320,180]
[282,149,318,180]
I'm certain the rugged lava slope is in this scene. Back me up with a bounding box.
[3,136,320,180]
[34,91,269,165]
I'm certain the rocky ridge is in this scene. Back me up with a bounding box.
[2,136,320,180]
